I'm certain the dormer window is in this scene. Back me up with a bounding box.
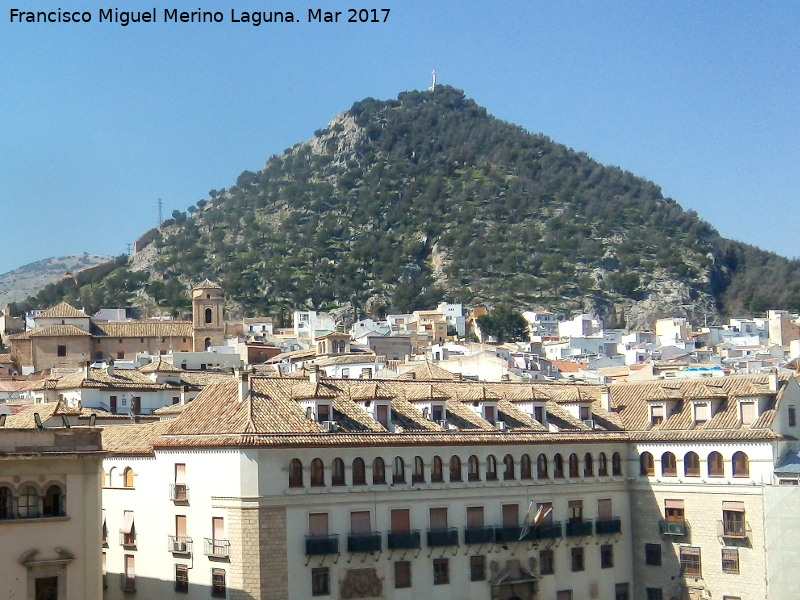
[693,401,710,425]
[431,404,445,422]
[650,404,665,426]
[483,404,497,425]
[533,405,547,425]
[579,406,591,421]
[317,403,331,422]
[740,400,757,425]
[302,400,333,423]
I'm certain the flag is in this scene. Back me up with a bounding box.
[518,500,538,541]
[533,505,552,527]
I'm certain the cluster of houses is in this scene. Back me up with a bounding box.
[4,283,800,600]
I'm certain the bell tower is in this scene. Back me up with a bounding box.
[192,281,225,351]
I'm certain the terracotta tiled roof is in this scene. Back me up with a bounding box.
[313,354,382,367]
[92,321,193,338]
[102,421,174,454]
[398,362,459,381]
[139,360,183,374]
[243,317,273,324]
[37,302,88,319]
[39,367,179,391]
[27,324,92,338]
[3,401,81,427]
[193,280,222,290]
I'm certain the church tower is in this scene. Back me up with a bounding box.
[191,281,225,351]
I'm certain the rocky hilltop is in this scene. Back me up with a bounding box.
[11,87,800,328]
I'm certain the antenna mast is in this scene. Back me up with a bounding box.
[157,198,163,229]
[429,70,437,91]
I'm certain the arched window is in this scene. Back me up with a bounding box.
[43,484,64,517]
[352,458,366,485]
[708,452,724,478]
[123,467,134,488]
[289,459,303,487]
[468,455,480,482]
[204,337,212,351]
[205,308,212,324]
[393,456,406,484]
[503,454,515,480]
[18,485,39,518]
[568,453,579,478]
[684,452,700,477]
[553,454,564,479]
[732,451,749,477]
[412,456,425,484]
[598,452,608,476]
[332,458,345,486]
[640,452,654,476]
[661,452,677,476]
[537,454,549,479]
[373,457,386,484]
[431,456,444,483]
[107,466,117,488]
[584,453,594,477]
[311,458,325,486]
[520,454,532,480]
[0,486,13,519]
[612,452,622,476]
[486,455,498,481]
[449,455,462,482]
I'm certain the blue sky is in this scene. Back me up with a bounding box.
[1,1,798,276]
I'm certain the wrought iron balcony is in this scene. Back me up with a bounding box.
[204,537,231,558]
[168,535,193,554]
[527,521,563,541]
[387,530,421,550]
[565,519,593,538]
[595,517,622,535]
[305,534,339,555]
[347,532,382,553]
[120,574,136,593]
[427,527,459,547]
[494,526,523,543]
[659,519,687,536]
[169,483,189,502]
[464,526,495,545]
[119,530,136,547]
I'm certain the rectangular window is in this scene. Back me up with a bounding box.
[317,403,331,422]
[571,547,584,572]
[665,499,685,521]
[175,564,189,593]
[121,510,135,546]
[212,517,226,556]
[350,511,371,534]
[174,515,188,552]
[597,498,612,520]
[601,544,614,568]
[645,543,662,566]
[502,503,518,528]
[722,502,746,537]
[650,404,664,425]
[123,554,135,592]
[433,557,449,585]
[173,464,187,500]
[311,567,330,596]
[568,500,583,522]
[117,351,125,360]
[429,507,448,530]
[722,548,739,574]
[790,405,797,427]
[467,506,484,529]
[394,561,411,589]
[35,576,58,600]
[740,401,756,425]
[680,546,701,576]
[694,401,710,424]
[470,555,486,581]
[615,583,630,600]
[341,368,350,379]
[534,405,545,423]
[539,549,554,575]
[309,513,329,537]
[211,569,226,598]
[646,589,663,600]
[57,345,67,357]
[557,591,573,600]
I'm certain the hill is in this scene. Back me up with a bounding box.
[0,253,113,308]
[11,87,800,328]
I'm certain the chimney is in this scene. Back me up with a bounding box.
[309,365,321,384]
[106,359,115,377]
[85,361,91,379]
[600,386,612,413]
[237,369,250,403]
[408,371,416,380]
[180,385,188,405]
[769,369,779,393]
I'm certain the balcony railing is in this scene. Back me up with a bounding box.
[464,526,495,545]
[494,526,523,543]
[595,517,622,535]
[305,534,339,556]
[527,521,562,541]
[120,574,136,593]
[168,535,193,554]
[427,527,459,547]
[204,538,230,558]
[170,483,189,502]
[387,530,421,550]
[347,532,382,553]
[659,519,687,536]
[565,519,593,538]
